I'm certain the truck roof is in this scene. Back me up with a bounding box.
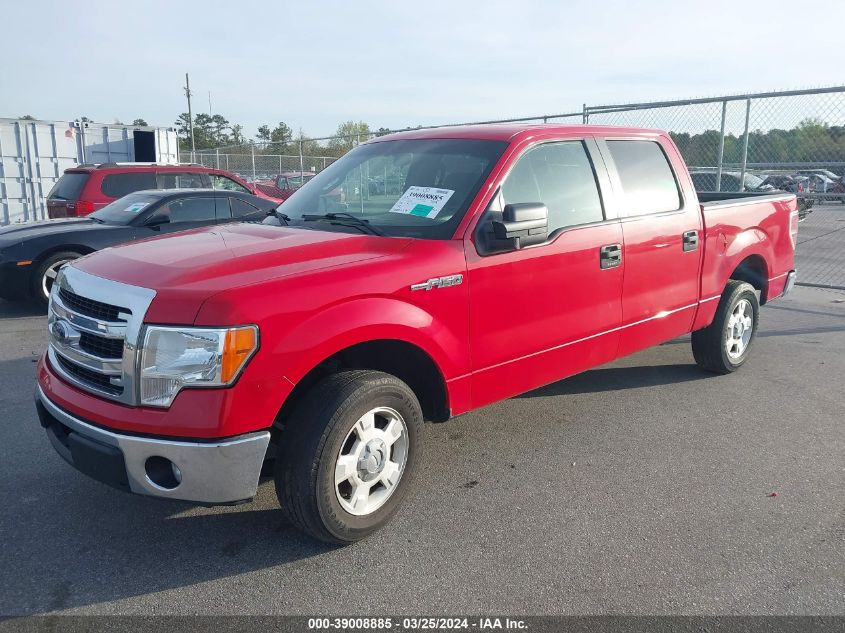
[372,123,666,143]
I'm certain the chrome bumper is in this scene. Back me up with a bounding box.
[36,385,270,505]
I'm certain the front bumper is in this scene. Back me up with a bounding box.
[35,385,271,505]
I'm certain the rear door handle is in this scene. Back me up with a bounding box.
[682,230,699,252]
[599,243,622,269]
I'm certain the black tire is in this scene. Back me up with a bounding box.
[32,251,81,308]
[275,370,424,544]
[692,280,760,374]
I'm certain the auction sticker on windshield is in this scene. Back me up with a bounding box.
[389,186,455,219]
[125,202,149,214]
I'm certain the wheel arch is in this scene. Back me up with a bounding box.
[729,253,770,304]
[275,338,451,434]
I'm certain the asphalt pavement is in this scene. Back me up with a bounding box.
[0,287,842,616]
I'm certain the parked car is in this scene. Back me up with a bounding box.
[689,170,775,193]
[34,124,797,544]
[254,171,316,201]
[759,174,814,218]
[795,169,841,182]
[46,163,283,219]
[1,189,275,306]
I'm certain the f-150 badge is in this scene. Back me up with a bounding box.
[410,274,464,291]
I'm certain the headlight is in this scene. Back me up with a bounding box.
[139,325,259,407]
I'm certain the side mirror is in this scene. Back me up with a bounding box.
[145,215,169,229]
[492,203,548,249]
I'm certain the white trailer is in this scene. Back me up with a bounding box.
[0,118,179,225]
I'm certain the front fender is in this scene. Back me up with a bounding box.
[273,295,469,387]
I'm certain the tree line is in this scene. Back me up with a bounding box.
[671,118,845,166]
[173,113,389,157]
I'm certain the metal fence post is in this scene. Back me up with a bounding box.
[251,146,256,180]
[739,98,751,191]
[299,140,304,175]
[279,155,282,173]
[715,100,727,192]
[582,103,589,124]
[215,148,220,169]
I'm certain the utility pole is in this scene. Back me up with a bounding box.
[184,72,196,155]
[208,91,212,114]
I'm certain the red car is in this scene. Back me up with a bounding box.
[46,163,283,218]
[35,124,797,544]
[253,171,316,201]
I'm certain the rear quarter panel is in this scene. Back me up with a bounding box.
[693,195,796,330]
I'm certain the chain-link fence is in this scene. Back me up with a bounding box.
[184,86,845,203]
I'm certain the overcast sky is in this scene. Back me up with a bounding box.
[2,0,843,138]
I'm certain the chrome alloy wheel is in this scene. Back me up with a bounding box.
[725,298,753,359]
[334,407,409,516]
[42,258,73,299]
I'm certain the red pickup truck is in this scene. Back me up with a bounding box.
[35,124,798,544]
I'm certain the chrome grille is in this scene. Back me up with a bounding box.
[58,287,130,322]
[48,266,156,404]
[78,331,124,359]
[55,354,123,395]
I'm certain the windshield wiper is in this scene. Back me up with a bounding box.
[89,216,106,223]
[301,212,385,236]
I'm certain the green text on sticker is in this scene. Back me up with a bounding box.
[409,204,433,217]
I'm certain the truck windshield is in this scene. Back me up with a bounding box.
[89,192,161,224]
[267,139,507,239]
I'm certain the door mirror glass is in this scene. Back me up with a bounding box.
[492,203,548,250]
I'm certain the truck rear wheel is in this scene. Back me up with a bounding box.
[692,280,760,374]
[274,370,424,544]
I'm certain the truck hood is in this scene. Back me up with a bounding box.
[73,223,412,321]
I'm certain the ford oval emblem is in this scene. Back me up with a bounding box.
[51,320,80,346]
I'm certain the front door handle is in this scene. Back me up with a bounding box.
[600,243,622,269]
[683,230,699,252]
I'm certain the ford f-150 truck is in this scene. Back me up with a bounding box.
[34,124,798,544]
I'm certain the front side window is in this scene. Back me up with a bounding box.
[101,172,157,198]
[501,141,604,234]
[147,197,219,224]
[606,140,681,215]
[210,174,250,194]
[269,139,507,239]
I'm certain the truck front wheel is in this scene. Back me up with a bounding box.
[274,370,424,544]
[692,280,760,374]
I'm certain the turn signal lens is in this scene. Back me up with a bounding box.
[222,327,259,383]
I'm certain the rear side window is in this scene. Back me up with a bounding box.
[606,140,681,215]
[48,173,89,201]
[501,141,604,233]
[101,172,158,198]
[210,174,250,194]
[157,172,207,189]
